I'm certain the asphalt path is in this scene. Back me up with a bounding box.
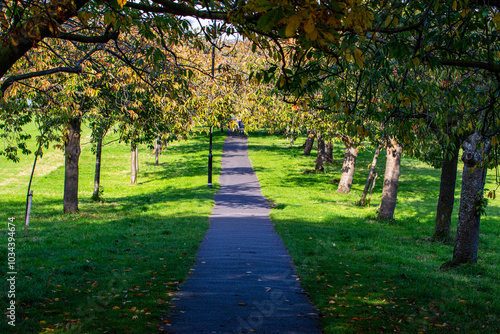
[163,132,321,333]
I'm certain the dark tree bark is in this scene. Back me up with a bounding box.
[359,145,382,206]
[303,129,315,156]
[315,133,325,171]
[131,141,138,184]
[325,142,334,163]
[433,144,460,242]
[63,117,81,213]
[92,133,103,201]
[449,132,492,265]
[337,140,358,194]
[378,137,403,220]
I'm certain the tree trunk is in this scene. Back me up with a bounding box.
[378,138,403,219]
[433,144,460,242]
[315,133,325,171]
[337,141,359,194]
[359,145,382,205]
[135,145,139,172]
[131,141,137,184]
[303,129,315,156]
[450,132,492,265]
[154,135,162,165]
[369,173,378,200]
[63,118,81,213]
[92,133,103,201]
[325,142,334,163]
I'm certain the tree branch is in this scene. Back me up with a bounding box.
[1,66,82,93]
[438,59,500,73]
[126,1,228,20]
[1,45,103,93]
[56,30,120,43]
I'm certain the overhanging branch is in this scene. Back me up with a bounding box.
[438,59,500,73]
[56,30,120,43]
[1,66,82,93]
[126,1,228,20]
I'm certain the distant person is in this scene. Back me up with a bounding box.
[237,120,244,134]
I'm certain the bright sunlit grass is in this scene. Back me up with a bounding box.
[0,126,224,333]
[247,131,499,334]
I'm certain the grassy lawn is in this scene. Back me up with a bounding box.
[0,125,224,333]
[247,132,499,334]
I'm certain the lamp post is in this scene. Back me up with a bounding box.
[208,126,213,188]
[208,35,216,189]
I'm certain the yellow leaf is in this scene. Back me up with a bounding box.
[384,15,392,27]
[279,75,285,88]
[491,136,498,146]
[285,15,301,37]
[493,13,500,24]
[412,57,420,67]
[117,0,127,8]
[306,29,318,41]
[113,306,120,309]
[452,0,457,10]
[354,48,364,68]
[304,18,315,34]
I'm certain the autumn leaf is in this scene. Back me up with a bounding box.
[304,18,315,34]
[493,13,500,24]
[285,15,301,37]
[354,48,364,68]
[117,0,127,8]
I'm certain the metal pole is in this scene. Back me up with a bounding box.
[208,33,216,189]
[25,139,42,236]
[208,126,213,188]
[25,190,33,236]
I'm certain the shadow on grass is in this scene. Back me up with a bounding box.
[0,210,210,334]
[272,215,499,333]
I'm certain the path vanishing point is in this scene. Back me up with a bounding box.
[162,132,321,333]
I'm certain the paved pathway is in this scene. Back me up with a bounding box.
[163,133,321,333]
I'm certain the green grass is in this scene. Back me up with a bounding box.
[0,125,224,333]
[247,131,499,334]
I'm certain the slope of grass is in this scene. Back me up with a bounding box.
[247,132,499,334]
[0,126,224,333]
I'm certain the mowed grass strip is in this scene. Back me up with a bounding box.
[247,132,499,334]
[0,126,224,333]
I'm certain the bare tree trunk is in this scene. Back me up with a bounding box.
[92,133,103,201]
[154,134,162,165]
[433,144,460,242]
[359,145,382,205]
[325,142,334,163]
[378,138,403,220]
[337,140,358,194]
[63,117,81,213]
[303,129,315,156]
[131,141,137,184]
[369,173,378,201]
[135,145,139,173]
[448,132,492,265]
[315,133,325,171]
